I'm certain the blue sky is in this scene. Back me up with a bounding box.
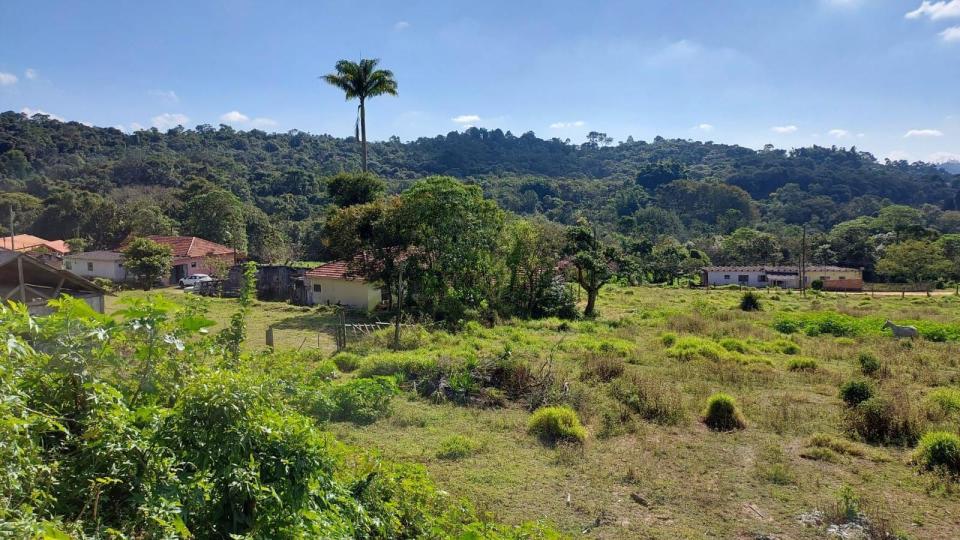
[1,0,958,163]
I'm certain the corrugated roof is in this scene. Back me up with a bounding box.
[702,265,859,273]
[0,234,70,254]
[304,260,365,281]
[0,251,106,292]
[66,250,123,261]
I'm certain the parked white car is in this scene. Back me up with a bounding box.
[179,274,213,288]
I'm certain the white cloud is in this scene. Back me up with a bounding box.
[694,123,714,132]
[24,68,37,80]
[251,117,278,128]
[151,113,189,130]
[941,25,960,41]
[549,120,585,129]
[856,132,865,137]
[906,1,960,20]
[394,21,410,31]
[904,128,944,137]
[0,72,18,86]
[771,125,798,134]
[886,150,913,161]
[828,128,850,138]
[929,151,960,162]
[149,89,179,103]
[21,107,63,121]
[220,110,250,123]
[452,114,480,124]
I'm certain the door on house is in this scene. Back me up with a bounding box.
[172,264,188,283]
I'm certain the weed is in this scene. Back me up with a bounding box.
[331,352,361,372]
[580,355,625,382]
[609,372,685,425]
[925,387,960,420]
[740,291,762,312]
[858,352,881,376]
[436,435,482,460]
[845,392,925,446]
[666,336,727,362]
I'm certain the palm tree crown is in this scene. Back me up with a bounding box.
[323,59,398,172]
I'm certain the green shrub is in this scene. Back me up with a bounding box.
[739,291,762,312]
[810,279,824,291]
[331,352,362,372]
[912,431,960,476]
[845,394,925,446]
[702,392,746,431]
[609,372,685,425]
[527,406,587,444]
[787,358,817,372]
[839,380,873,407]
[858,352,880,376]
[660,332,677,346]
[330,376,398,424]
[772,339,800,355]
[925,387,960,420]
[436,435,482,460]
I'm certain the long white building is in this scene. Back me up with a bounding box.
[701,265,862,290]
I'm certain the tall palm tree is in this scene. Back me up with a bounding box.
[322,58,398,172]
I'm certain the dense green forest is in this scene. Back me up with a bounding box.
[2,111,959,279]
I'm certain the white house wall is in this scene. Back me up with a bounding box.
[308,277,380,311]
[65,258,127,281]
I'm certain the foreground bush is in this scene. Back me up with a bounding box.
[330,376,399,423]
[912,431,960,477]
[527,406,587,444]
[858,352,881,376]
[925,387,960,420]
[702,393,746,431]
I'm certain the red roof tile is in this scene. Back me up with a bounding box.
[137,236,236,258]
[0,234,70,254]
[305,260,365,281]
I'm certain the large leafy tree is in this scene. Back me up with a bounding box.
[322,58,398,172]
[876,239,952,291]
[181,186,248,252]
[122,237,173,290]
[326,171,386,207]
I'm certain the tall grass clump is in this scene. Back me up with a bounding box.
[666,336,727,362]
[739,291,762,312]
[436,435,482,460]
[609,372,685,425]
[580,354,625,382]
[912,431,960,477]
[331,352,362,372]
[702,392,746,431]
[527,406,587,444]
[845,392,925,446]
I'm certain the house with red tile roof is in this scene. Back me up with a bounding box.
[121,236,240,285]
[304,259,383,311]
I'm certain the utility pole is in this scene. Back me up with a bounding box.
[799,225,807,297]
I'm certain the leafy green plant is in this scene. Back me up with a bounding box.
[787,358,817,372]
[330,376,399,424]
[845,394,925,446]
[739,291,762,311]
[858,351,881,376]
[702,392,746,431]
[527,406,587,444]
[912,431,960,477]
[839,380,873,407]
[609,372,685,425]
[331,352,362,372]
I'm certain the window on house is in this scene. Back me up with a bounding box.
[65,261,72,270]
[738,275,749,283]
[723,274,730,280]
[191,261,197,268]
[839,276,845,280]
[313,284,322,293]
[758,275,768,282]
[820,276,828,281]
[87,262,94,271]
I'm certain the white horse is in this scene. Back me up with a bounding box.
[883,320,918,339]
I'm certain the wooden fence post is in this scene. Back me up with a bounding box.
[266,327,274,349]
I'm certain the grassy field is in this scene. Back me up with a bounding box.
[108,285,960,538]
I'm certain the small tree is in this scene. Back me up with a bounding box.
[122,237,173,290]
[326,172,386,207]
[565,221,619,318]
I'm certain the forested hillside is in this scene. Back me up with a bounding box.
[1,111,958,278]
